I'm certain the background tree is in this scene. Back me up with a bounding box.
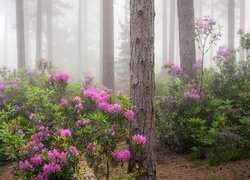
[239,0,245,60]
[128,0,156,179]
[177,0,196,74]
[228,0,235,49]
[162,0,168,65]
[36,0,42,67]
[169,0,176,62]
[16,0,26,69]
[78,0,83,73]
[101,0,114,89]
[47,0,53,62]
[116,0,130,89]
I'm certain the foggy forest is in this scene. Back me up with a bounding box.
[0,0,249,179]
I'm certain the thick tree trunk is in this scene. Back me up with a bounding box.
[3,2,8,67]
[78,0,83,73]
[24,0,29,66]
[36,0,42,68]
[47,0,53,63]
[228,0,235,49]
[169,0,176,61]
[83,0,88,73]
[239,0,245,60]
[162,0,167,65]
[101,0,114,89]
[128,0,156,179]
[16,0,26,69]
[177,0,196,74]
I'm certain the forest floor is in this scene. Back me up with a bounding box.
[0,154,249,180]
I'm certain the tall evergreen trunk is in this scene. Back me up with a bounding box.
[16,0,26,69]
[177,0,196,74]
[83,0,88,73]
[101,0,114,89]
[99,0,103,84]
[210,0,214,66]
[24,0,29,66]
[169,0,176,61]
[128,0,156,179]
[36,0,42,68]
[239,0,245,60]
[3,2,8,67]
[228,0,235,49]
[47,0,53,63]
[78,0,83,74]
[162,0,167,65]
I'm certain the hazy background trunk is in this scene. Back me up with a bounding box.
[36,0,42,67]
[16,0,26,69]
[47,0,53,63]
[101,0,114,89]
[169,0,176,62]
[24,0,29,66]
[177,0,196,74]
[162,0,167,65]
[83,0,88,73]
[3,3,8,67]
[239,0,245,60]
[78,0,83,73]
[128,0,156,179]
[228,0,235,49]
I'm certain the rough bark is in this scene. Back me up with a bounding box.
[101,0,114,89]
[78,0,83,73]
[16,0,26,69]
[228,0,235,49]
[162,0,167,65]
[169,0,176,61]
[239,0,245,60]
[177,0,196,74]
[128,0,156,179]
[36,0,42,68]
[47,0,53,62]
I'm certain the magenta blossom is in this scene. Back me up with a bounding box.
[30,155,42,165]
[69,146,78,155]
[72,96,81,103]
[86,143,96,154]
[59,129,72,138]
[43,163,61,173]
[60,99,69,106]
[217,46,233,58]
[112,150,131,163]
[76,119,91,128]
[74,103,83,112]
[184,89,200,100]
[171,65,183,76]
[195,16,215,30]
[133,134,147,145]
[0,82,5,90]
[124,110,135,121]
[54,72,69,82]
[29,113,35,120]
[193,60,202,70]
[19,160,32,170]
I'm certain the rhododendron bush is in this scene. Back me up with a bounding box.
[0,68,144,179]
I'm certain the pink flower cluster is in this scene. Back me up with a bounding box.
[68,146,78,155]
[87,143,96,154]
[12,77,21,90]
[193,60,202,70]
[76,119,91,128]
[60,99,69,106]
[171,65,183,76]
[184,89,200,100]
[72,96,81,103]
[132,134,147,145]
[0,82,5,90]
[112,149,131,163]
[48,72,69,83]
[83,75,94,85]
[48,149,67,163]
[30,155,43,165]
[59,129,72,138]
[43,163,61,173]
[123,110,135,121]
[217,46,233,58]
[195,16,215,30]
[19,160,32,170]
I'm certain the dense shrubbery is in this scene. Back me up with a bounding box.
[156,43,250,165]
[0,65,145,179]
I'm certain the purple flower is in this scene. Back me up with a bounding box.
[217,46,233,58]
[19,160,32,170]
[112,150,131,163]
[132,134,147,145]
[171,65,183,76]
[184,90,200,100]
[72,96,81,103]
[76,119,91,128]
[83,75,94,85]
[12,77,21,90]
[163,59,174,68]
[59,129,72,138]
[30,155,42,165]
[35,172,48,180]
[195,16,215,30]
[29,113,35,120]
[69,146,78,155]
[87,143,96,154]
[54,72,69,82]
[124,110,135,121]
[246,72,250,77]
[60,99,69,106]
[193,60,202,70]
[43,163,61,173]
[74,103,83,112]
[0,82,5,90]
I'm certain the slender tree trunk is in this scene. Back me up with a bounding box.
[99,0,103,84]
[47,0,53,63]
[102,0,114,89]
[239,0,245,60]
[24,0,29,66]
[228,0,235,49]
[209,0,214,66]
[16,0,26,69]
[83,0,88,73]
[162,0,167,65]
[177,0,196,74]
[78,0,83,74]
[36,0,42,68]
[128,0,156,179]
[169,0,176,61]
[3,2,8,67]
